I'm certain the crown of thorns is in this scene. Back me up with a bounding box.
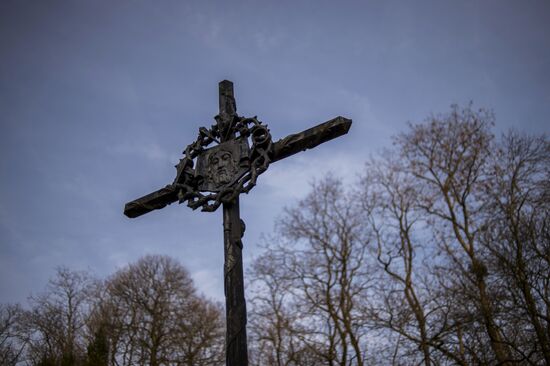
[172,115,272,212]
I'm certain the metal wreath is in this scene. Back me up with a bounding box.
[172,115,272,212]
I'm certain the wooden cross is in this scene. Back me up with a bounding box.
[124,80,351,366]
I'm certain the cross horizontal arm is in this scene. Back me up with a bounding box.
[123,116,351,218]
[271,116,351,163]
[124,185,178,218]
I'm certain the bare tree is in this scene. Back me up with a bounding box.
[102,255,224,366]
[391,105,518,364]
[249,176,373,366]
[171,295,225,366]
[21,267,95,366]
[481,131,550,364]
[361,155,468,365]
[0,303,26,365]
[249,241,319,366]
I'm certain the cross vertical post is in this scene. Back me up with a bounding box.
[217,80,248,366]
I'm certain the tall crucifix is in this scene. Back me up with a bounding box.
[124,80,351,366]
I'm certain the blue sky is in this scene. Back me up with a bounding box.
[1,0,549,303]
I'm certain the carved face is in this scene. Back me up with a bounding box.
[208,149,237,186]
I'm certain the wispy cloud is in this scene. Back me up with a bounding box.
[192,268,222,300]
[253,30,286,52]
[109,141,175,164]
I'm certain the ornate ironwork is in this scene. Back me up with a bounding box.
[172,115,272,212]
